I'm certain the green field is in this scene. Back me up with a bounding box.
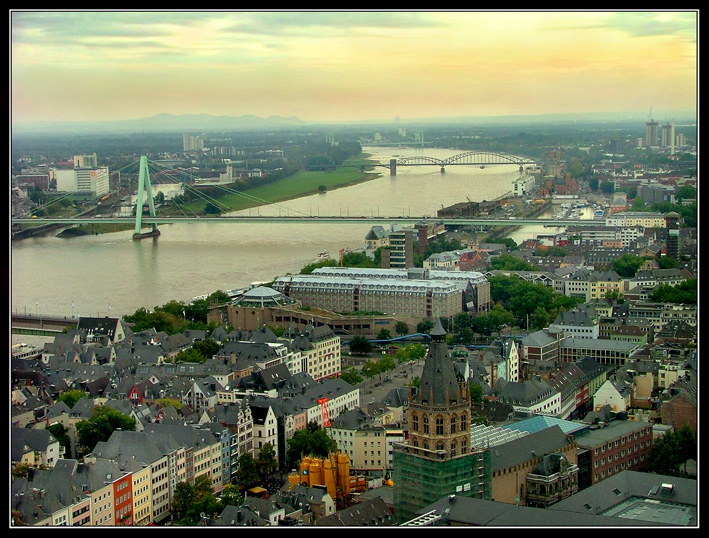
[165,156,381,216]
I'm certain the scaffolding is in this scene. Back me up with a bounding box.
[392,444,483,524]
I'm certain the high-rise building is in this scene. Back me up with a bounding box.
[393,320,489,523]
[386,229,414,268]
[661,121,676,153]
[645,120,660,148]
[183,133,204,151]
[664,211,681,260]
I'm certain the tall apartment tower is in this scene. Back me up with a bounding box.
[664,211,681,260]
[661,121,676,154]
[393,320,484,523]
[645,119,660,148]
[183,133,204,151]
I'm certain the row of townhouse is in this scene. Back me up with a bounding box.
[493,356,610,421]
[328,404,405,476]
[12,425,228,527]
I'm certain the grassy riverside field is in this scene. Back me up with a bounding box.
[163,155,382,216]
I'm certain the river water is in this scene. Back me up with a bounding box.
[11,146,540,318]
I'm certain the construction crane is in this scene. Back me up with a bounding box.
[339,249,344,267]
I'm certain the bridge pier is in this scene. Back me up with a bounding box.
[441,166,445,173]
[389,159,397,176]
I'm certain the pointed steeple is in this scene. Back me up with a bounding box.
[416,319,463,407]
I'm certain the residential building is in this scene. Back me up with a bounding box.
[495,376,562,418]
[605,211,667,229]
[549,304,599,339]
[11,428,63,469]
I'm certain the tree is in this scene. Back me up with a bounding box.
[219,484,244,509]
[286,424,337,470]
[469,383,484,403]
[489,254,536,271]
[75,406,136,456]
[649,279,697,304]
[57,389,89,409]
[416,320,434,334]
[204,202,221,214]
[171,481,195,522]
[360,359,380,384]
[395,342,426,367]
[612,254,644,278]
[645,424,697,477]
[376,328,391,341]
[349,335,372,355]
[657,256,678,269]
[487,304,516,334]
[340,367,363,385]
[257,442,279,476]
[498,237,519,251]
[172,475,221,525]
[236,452,260,489]
[12,463,33,479]
[600,181,615,194]
[174,347,206,363]
[378,355,396,380]
[47,423,72,459]
[395,321,409,336]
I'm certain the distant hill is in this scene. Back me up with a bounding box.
[11,113,307,134]
[11,110,697,135]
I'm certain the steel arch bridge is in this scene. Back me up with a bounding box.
[393,151,535,167]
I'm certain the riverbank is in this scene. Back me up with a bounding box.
[163,154,382,217]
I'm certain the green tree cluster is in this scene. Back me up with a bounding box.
[645,424,696,477]
[340,367,363,385]
[612,254,645,278]
[173,338,222,364]
[123,292,227,334]
[649,279,697,304]
[286,423,337,471]
[56,389,89,409]
[489,254,536,271]
[171,475,224,525]
[487,274,584,330]
[75,406,136,457]
[348,335,372,355]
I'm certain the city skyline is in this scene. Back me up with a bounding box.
[11,10,698,125]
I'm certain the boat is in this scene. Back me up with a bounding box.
[315,250,330,261]
[12,343,42,360]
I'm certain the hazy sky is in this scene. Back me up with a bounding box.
[11,10,698,124]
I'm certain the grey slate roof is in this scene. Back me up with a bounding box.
[415,319,465,407]
[490,425,572,472]
[316,496,395,526]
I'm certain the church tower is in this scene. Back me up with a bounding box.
[393,319,482,523]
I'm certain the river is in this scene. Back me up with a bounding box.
[11,146,540,318]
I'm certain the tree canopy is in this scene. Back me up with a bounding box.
[75,406,136,457]
[645,424,696,477]
[649,279,697,304]
[286,423,337,471]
